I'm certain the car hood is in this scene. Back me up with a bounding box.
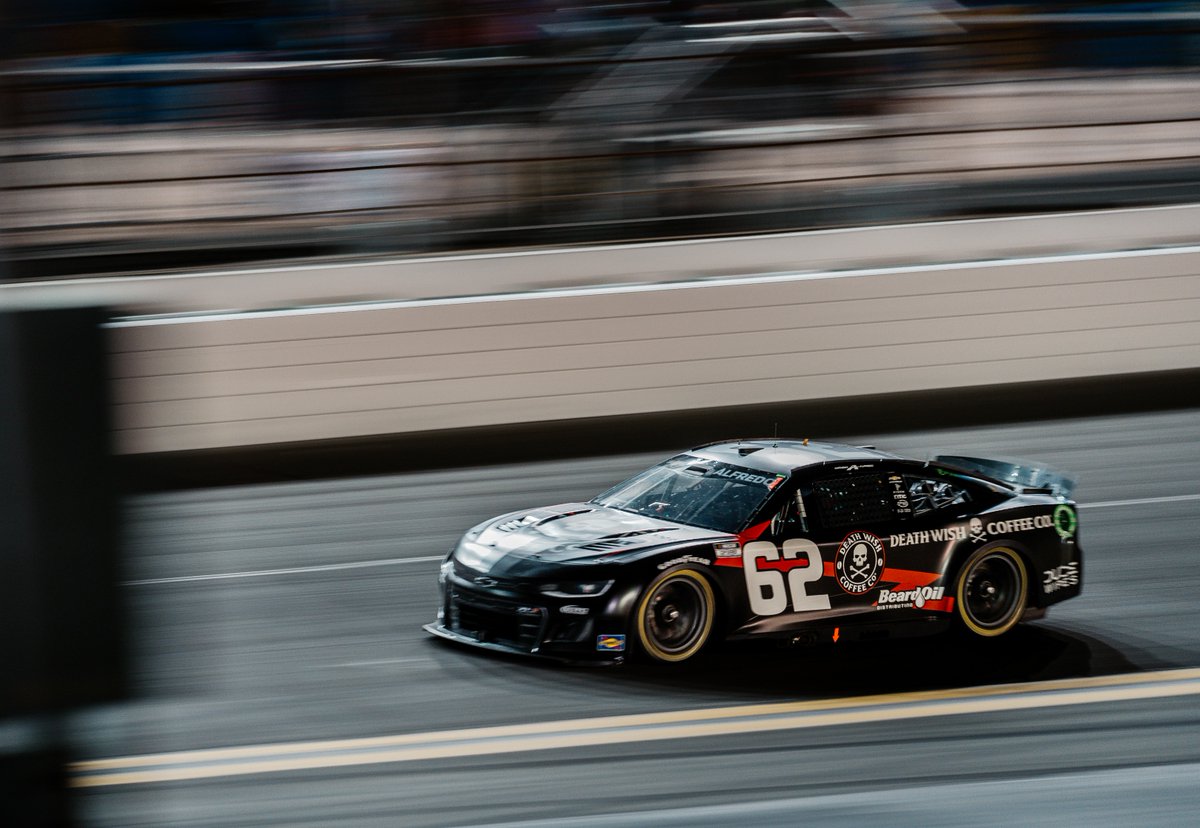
[458,502,729,569]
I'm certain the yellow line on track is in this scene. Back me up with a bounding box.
[72,667,1200,788]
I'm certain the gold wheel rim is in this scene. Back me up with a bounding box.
[636,569,715,663]
[957,547,1027,637]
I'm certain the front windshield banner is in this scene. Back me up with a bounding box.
[593,455,786,533]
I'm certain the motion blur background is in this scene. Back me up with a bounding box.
[4,2,1200,827]
[4,0,1199,278]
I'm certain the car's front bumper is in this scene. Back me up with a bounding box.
[426,572,632,664]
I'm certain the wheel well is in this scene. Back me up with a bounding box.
[952,543,1031,637]
[641,564,728,635]
[633,565,721,663]
[950,541,1033,594]
[948,542,1036,615]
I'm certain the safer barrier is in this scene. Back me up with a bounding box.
[108,245,1200,454]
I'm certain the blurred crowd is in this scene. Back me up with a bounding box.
[8,1,1199,64]
[6,2,950,62]
[2,1,1199,277]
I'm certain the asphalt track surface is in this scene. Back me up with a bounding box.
[75,408,1200,826]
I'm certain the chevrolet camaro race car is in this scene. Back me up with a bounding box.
[424,439,1082,664]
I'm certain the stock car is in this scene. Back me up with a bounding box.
[424,439,1082,664]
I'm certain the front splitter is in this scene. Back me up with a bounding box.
[422,622,623,666]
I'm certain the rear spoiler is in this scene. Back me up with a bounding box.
[933,455,1076,498]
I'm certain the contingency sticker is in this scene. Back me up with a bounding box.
[596,635,626,652]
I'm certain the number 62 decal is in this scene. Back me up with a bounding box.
[742,539,830,616]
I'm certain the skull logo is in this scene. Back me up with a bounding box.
[836,531,884,594]
[969,518,986,542]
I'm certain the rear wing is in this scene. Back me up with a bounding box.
[933,455,1076,498]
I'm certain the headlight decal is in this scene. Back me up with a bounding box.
[539,580,614,598]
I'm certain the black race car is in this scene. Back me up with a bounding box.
[424,439,1082,664]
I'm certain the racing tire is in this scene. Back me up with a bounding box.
[954,546,1028,638]
[633,567,716,664]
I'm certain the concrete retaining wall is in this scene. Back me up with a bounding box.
[109,246,1200,454]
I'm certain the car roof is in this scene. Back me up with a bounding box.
[685,439,903,475]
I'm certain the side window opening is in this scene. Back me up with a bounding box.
[770,488,810,536]
[813,473,895,529]
[905,476,970,517]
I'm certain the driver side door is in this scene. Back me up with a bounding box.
[737,466,900,631]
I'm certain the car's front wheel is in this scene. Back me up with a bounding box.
[955,546,1028,637]
[634,567,716,663]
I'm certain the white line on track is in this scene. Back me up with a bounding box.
[123,555,442,586]
[336,657,431,668]
[124,492,1199,586]
[69,668,1200,787]
[1080,493,1200,509]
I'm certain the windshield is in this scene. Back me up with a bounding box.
[592,455,786,533]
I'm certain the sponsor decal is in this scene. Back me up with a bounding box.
[1043,562,1080,594]
[560,605,589,615]
[876,585,946,610]
[835,531,885,594]
[888,475,912,517]
[985,514,1054,535]
[596,634,626,652]
[473,576,498,587]
[885,510,1069,550]
[516,606,541,615]
[1054,504,1078,540]
[834,464,874,472]
[710,467,779,486]
[969,518,986,543]
[713,541,741,559]
[889,526,968,548]
[658,554,711,570]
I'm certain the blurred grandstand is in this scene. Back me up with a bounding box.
[2,0,1199,279]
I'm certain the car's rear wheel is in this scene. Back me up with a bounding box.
[955,546,1028,637]
[634,568,715,663]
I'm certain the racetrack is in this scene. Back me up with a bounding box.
[77,407,1200,826]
